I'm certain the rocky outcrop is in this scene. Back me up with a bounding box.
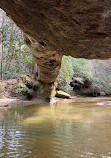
[1,0,111,99]
[23,33,62,100]
[70,77,101,97]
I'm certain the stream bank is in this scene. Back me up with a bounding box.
[1,78,111,108]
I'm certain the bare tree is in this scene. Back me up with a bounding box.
[0,11,6,80]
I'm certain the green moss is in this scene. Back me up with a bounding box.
[21,75,31,83]
[12,86,33,100]
[17,83,26,88]
[11,82,26,96]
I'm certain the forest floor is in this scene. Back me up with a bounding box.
[0,79,46,108]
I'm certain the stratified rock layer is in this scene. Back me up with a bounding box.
[1,0,111,99]
[1,0,111,59]
[23,33,62,99]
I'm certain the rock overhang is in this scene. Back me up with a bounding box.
[0,0,111,59]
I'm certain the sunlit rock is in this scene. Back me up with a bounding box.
[56,90,70,99]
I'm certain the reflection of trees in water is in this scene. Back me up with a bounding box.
[0,109,27,157]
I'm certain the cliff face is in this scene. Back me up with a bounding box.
[0,0,111,99]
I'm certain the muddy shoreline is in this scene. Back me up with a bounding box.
[0,98,47,108]
[1,96,111,108]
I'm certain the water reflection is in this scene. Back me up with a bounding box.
[0,99,111,158]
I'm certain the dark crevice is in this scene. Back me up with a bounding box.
[24,38,31,46]
[39,41,47,47]
[94,32,107,36]
[72,18,81,26]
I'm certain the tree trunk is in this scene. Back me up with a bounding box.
[0,11,6,80]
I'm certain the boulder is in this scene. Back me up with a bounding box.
[80,86,101,97]
[12,81,33,100]
[21,75,33,89]
[56,90,70,99]
[70,77,91,91]
[70,77,101,97]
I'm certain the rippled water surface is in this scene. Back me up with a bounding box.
[0,98,111,158]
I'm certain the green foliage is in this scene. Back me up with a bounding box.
[92,76,111,95]
[58,56,111,95]
[15,87,30,94]
[71,58,93,80]
[57,56,93,91]
[21,75,31,83]
[0,16,33,79]
[57,56,73,91]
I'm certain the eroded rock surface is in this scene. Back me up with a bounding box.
[1,0,111,59]
[1,0,111,99]
[23,33,62,99]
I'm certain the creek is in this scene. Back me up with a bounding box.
[0,97,111,158]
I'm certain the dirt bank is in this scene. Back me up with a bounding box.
[0,79,47,107]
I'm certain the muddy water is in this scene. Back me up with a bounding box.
[0,98,111,158]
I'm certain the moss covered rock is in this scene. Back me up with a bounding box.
[21,75,31,83]
[12,82,33,100]
[15,87,33,100]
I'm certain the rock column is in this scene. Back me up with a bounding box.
[24,33,62,100]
